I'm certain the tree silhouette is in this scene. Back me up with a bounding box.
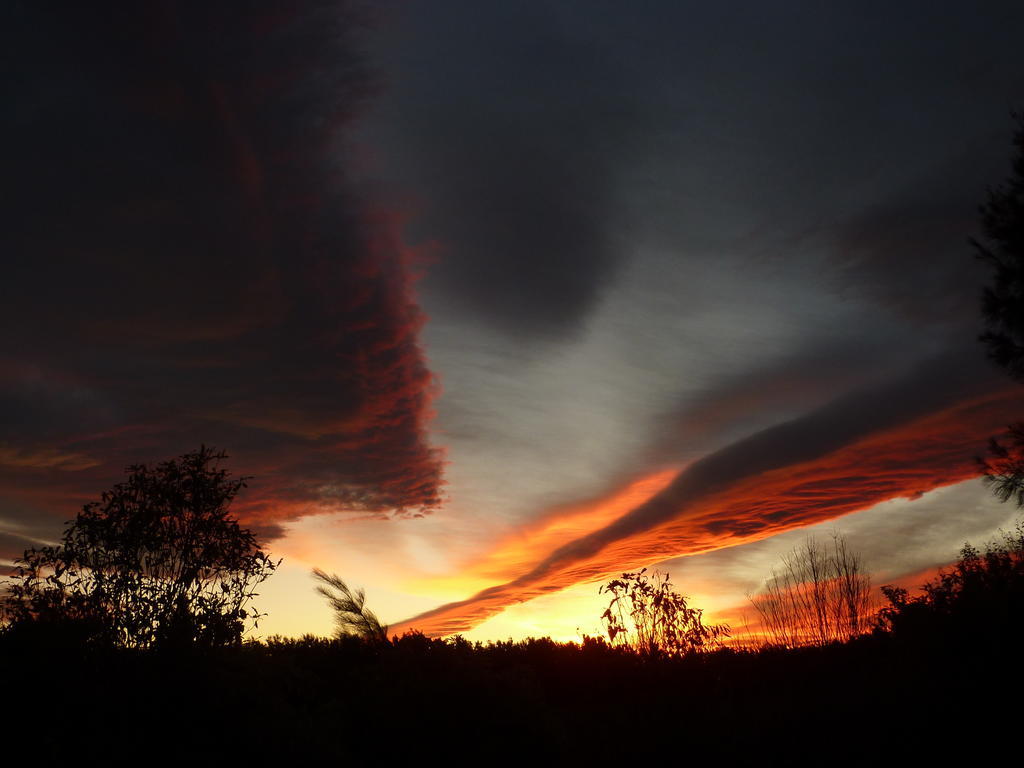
[2,446,279,648]
[975,112,1024,381]
[975,113,1024,505]
[748,532,875,648]
[599,568,728,657]
[977,423,1024,507]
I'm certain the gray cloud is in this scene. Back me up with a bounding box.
[0,530,44,563]
[644,332,919,465]
[824,144,1016,329]
[364,1,1024,342]
[362,2,643,338]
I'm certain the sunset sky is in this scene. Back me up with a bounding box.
[4,1,1024,642]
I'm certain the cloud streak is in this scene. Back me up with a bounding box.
[395,351,1024,636]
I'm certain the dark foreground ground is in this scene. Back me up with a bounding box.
[2,626,1017,765]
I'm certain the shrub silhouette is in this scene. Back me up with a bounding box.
[2,446,279,648]
[877,520,1024,645]
[599,568,728,656]
[748,532,875,647]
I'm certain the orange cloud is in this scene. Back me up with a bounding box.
[444,468,679,586]
[394,379,1024,637]
[878,563,948,594]
[0,444,100,472]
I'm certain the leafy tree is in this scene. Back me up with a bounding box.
[599,568,728,657]
[2,446,279,648]
[748,532,875,648]
[313,568,388,642]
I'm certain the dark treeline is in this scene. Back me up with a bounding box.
[1,628,1016,763]
[3,548,1021,766]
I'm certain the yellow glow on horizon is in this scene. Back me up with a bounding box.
[461,581,608,643]
[251,472,1005,644]
[458,573,743,645]
[406,468,680,601]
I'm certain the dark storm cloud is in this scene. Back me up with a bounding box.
[362,2,645,337]
[827,144,1017,329]
[645,333,915,465]
[833,198,984,325]
[364,1,1024,338]
[1,2,443,533]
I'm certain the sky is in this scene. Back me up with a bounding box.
[4,0,1024,642]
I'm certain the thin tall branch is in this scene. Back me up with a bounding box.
[312,569,388,643]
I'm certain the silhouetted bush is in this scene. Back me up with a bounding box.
[599,568,729,656]
[878,521,1024,649]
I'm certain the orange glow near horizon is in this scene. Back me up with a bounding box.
[476,467,681,579]
[452,557,962,647]
[409,468,680,599]
[392,387,1024,638]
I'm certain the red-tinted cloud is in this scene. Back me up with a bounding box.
[1,2,443,543]
[395,356,1024,636]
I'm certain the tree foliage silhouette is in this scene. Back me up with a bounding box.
[313,568,388,642]
[975,113,1024,506]
[978,423,1024,507]
[748,532,875,648]
[2,446,279,648]
[599,568,728,657]
[975,113,1024,381]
